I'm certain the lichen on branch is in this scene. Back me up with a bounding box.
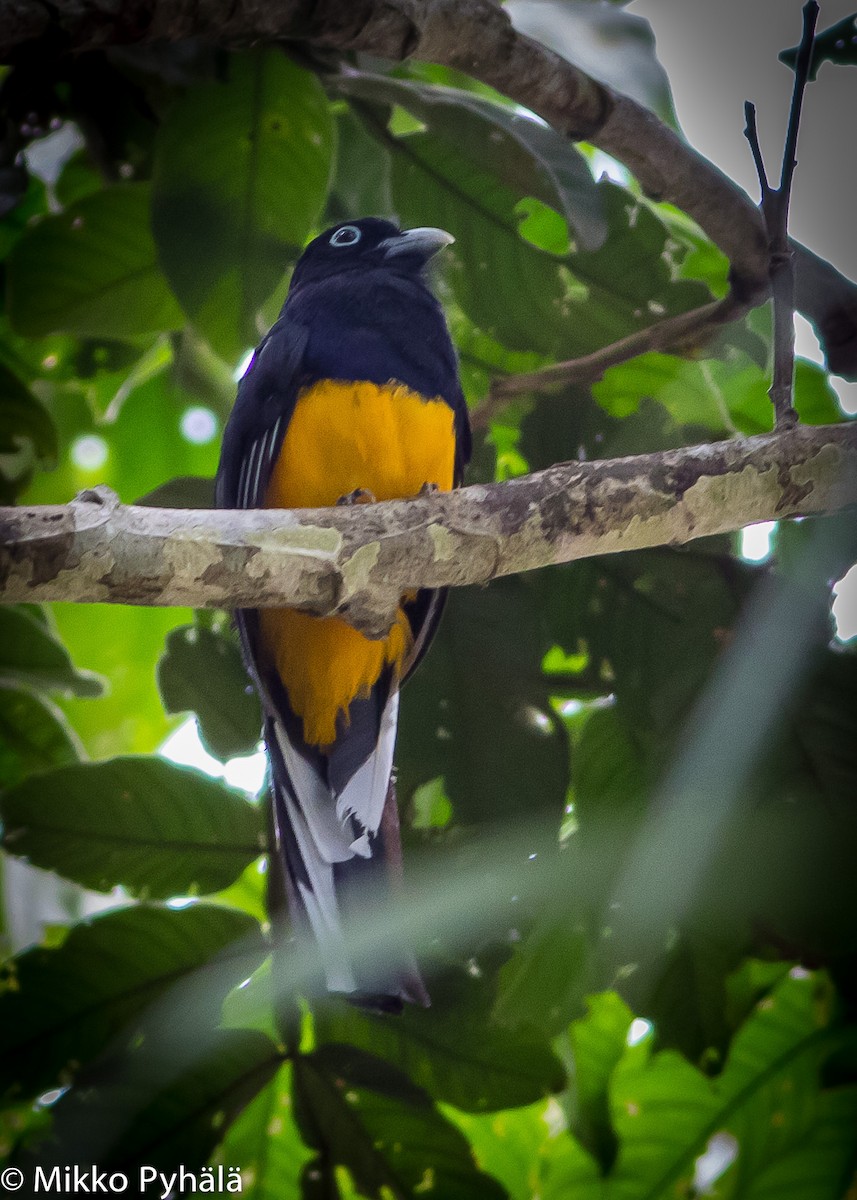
[1,425,854,636]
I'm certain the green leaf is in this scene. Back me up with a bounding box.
[293,1044,508,1199]
[157,623,261,761]
[137,475,216,508]
[316,964,565,1113]
[0,904,265,1101]
[569,991,633,1169]
[606,970,856,1198]
[151,51,335,360]
[0,756,265,897]
[448,1102,562,1200]
[0,607,104,698]
[0,364,56,456]
[397,579,570,827]
[780,12,857,78]
[337,73,606,251]
[6,184,185,338]
[19,1028,281,1175]
[0,683,82,790]
[216,1063,311,1200]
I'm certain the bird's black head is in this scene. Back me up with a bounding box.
[288,218,454,292]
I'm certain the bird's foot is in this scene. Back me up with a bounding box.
[336,487,377,506]
[417,482,440,498]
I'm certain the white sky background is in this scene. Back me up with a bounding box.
[631,0,856,281]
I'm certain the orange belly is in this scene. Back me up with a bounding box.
[260,379,456,747]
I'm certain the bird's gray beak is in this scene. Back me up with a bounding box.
[379,227,455,262]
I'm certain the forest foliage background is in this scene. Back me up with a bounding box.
[1,1,856,1196]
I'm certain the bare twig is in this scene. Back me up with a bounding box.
[476,292,749,428]
[744,0,820,431]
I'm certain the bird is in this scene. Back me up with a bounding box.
[216,218,471,1012]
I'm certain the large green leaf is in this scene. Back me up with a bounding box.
[6,184,184,338]
[151,51,334,360]
[397,579,570,827]
[157,623,261,761]
[293,1043,508,1199]
[568,991,634,1169]
[0,362,57,465]
[0,683,82,790]
[215,1063,310,1200]
[0,757,265,897]
[18,1028,281,1175]
[540,970,857,1199]
[608,970,857,1199]
[337,73,606,251]
[0,903,265,1101]
[0,607,104,698]
[316,964,565,1113]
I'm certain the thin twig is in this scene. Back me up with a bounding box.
[743,0,819,431]
[476,292,748,429]
[743,102,771,201]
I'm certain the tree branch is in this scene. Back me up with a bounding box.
[744,1,819,430]
[3,2,856,371]
[0,0,770,300]
[2,425,854,636]
[476,292,749,425]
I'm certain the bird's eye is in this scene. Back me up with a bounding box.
[330,225,361,248]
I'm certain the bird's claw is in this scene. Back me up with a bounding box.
[336,487,377,506]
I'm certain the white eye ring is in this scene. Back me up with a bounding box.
[330,225,361,248]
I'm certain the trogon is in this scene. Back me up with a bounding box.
[216,218,471,1012]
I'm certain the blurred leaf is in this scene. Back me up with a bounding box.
[0,903,265,1101]
[329,108,393,219]
[6,184,185,338]
[0,174,48,259]
[316,964,565,1113]
[0,757,265,897]
[0,361,57,460]
[136,474,216,509]
[398,580,570,826]
[151,51,334,360]
[293,1043,508,1199]
[19,1028,280,1175]
[494,916,591,1037]
[448,1102,559,1200]
[0,683,82,790]
[606,970,857,1198]
[337,73,606,251]
[568,991,633,1169]
[0,607,104,698]
[54,149,102,208]
[216,1063,311,1200]
[157,623,261,760]
[781,12,857,78]
[532,549,755,737]
[506,0,679,127]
